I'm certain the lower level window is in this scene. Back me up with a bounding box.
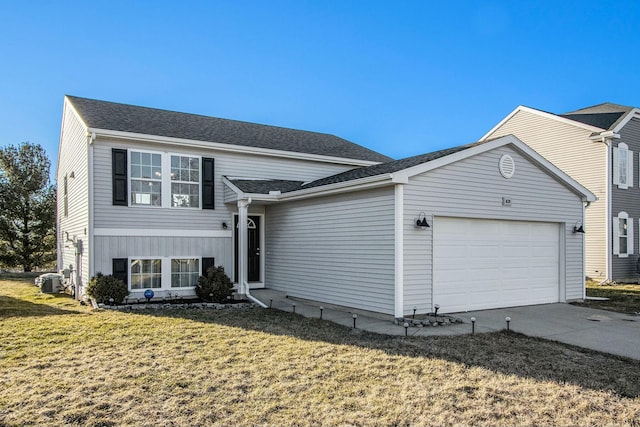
[130,259,162,289]
[171,259,199,288]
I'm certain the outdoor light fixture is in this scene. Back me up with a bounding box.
[434,304,440,318]
[269,299,273,309]
[292,303,296,314]
[572,221,585,233]
[222,222,228,230]
[505,316,511,332]
[319,306,324,319]
[404,322,409,336]
[413,306,417,319]
[416,212,430,229]
[353,313,358,328]
[470,317,476,334]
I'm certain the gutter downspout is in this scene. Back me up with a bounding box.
[582,200,590,300]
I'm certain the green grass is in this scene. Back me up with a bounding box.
[1,277,640,426]
[573,280,640,314]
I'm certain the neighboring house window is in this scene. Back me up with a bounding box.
[130,151,162,206]
[63,174,68,217]
[130,258,162,289]
[613,212,634,257]
[613,143,633,189]
[171,155,200,208]
[171,258,199,287]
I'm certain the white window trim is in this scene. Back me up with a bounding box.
[168,152,202,210]
[128,256,203,292]
[613,212,634,258]
[127,149,203,210]
[613,143,633,189]
[129,148,164,208]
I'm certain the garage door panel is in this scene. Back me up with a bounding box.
[433,217,560,313]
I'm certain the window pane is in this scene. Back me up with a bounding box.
[152,154,161,167]
[131,151,140,164]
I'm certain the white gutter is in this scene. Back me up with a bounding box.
[244,282,268,308]
[88,128,383,167]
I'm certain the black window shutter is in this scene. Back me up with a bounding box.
[202,157,215,209]
[112,258,128,285]
[202,257,216,276]
[112,149,128,206]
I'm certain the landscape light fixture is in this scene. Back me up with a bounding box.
[353,313,358,328]
[292,303,296,314]
[319,306,324,319]
[434,304,440,318]
[413,306,417,319]
[269,299,273,309]
[404,322,409,336]
[505,316,511,332]
[416,212,430,229]
[470,317,476,334]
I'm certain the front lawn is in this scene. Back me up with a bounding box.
[573,280,640,314]
[1,277,639,426]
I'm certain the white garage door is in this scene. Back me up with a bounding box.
[433,217,560,313]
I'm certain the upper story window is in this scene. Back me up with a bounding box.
[171,155,200,208]
[613,143,633,190]
[130,151,162,206]
[112,148,214,210]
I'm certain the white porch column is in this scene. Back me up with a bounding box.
[237,198,251,295]
[394,184,404,319]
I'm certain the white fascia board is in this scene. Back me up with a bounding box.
[612,108,640,133]
[94,228,232,238]
[89,128,381,167]
[479,105,605,141]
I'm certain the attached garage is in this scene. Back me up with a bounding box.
[432,217,560,313]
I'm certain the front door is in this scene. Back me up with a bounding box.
[234,215,261,282]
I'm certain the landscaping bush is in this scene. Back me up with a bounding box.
[86,273,129,304]
[195,265,234,303]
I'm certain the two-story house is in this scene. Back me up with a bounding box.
[58,96,594,317]
[481,103,640,283]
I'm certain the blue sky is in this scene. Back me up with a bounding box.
[1,0,639,177]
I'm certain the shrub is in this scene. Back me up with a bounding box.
[86,273,129,304]
[195,265,234,303]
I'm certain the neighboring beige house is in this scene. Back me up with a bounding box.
[481,103,640,282]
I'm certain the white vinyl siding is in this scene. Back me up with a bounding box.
[57,100,90,291]
[613,212,634,257]
[403,145,584,313]
[484,108,607,279]
[266,187,396,315]
[613,143,633,189]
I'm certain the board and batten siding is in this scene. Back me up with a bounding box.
[57,101,90,288]
[265,187,396,314]
[403,145,586,312]
[485,109,607,280]
[611,117,640,280]
[92,139,358,231]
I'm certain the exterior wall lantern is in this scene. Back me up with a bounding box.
[415,212,430,229]
[572,221,585,233]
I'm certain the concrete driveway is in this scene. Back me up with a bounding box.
[454,303,640,360]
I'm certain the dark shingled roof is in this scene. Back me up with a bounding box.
[228,143,476,195]
[559,102,634,130]
[299,144,474,190]
[66,96,392,163]
[229,179,305,194]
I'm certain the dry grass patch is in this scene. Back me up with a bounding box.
[573,280,640,314]
[1,277,640,426]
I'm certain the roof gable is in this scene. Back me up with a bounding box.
[65,96,392,163]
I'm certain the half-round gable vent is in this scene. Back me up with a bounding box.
[499,154,515,179]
